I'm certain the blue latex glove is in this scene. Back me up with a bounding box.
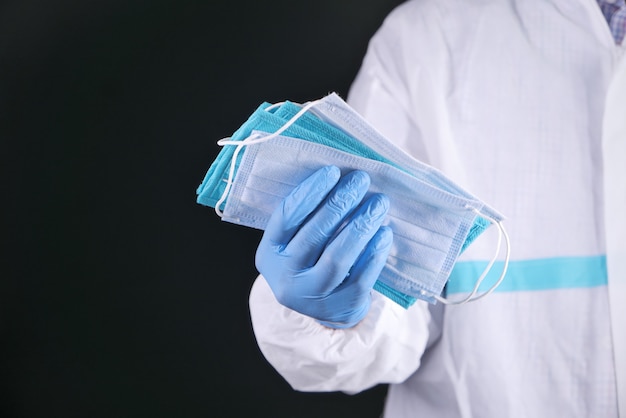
[255,165,393,329]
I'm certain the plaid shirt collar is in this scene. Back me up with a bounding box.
[597,0,626,44]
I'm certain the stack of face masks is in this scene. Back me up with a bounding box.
[196,93,509,308]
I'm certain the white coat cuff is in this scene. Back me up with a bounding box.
[249,275,431,393]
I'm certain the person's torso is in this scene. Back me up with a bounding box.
[374,0,621,416]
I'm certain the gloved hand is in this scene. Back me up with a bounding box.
[255,165,393,329]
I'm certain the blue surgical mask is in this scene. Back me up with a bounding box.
[197,93,510,307]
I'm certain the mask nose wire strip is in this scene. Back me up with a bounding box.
[213,99,323,217]
[434,209,511,305]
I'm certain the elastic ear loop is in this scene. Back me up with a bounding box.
[213,99,323,217]
[434,209,511,305]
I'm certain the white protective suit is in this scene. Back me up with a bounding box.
[249,0,626,416]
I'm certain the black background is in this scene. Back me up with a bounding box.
[1,1,406,417]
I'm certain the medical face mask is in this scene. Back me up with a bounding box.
[307,94,505,218]
[196,93,510,307]
[196,99,401,211]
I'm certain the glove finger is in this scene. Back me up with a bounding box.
[340,225,393,296]
[317,226,393,329]
[262,165,341,248]
[311,193,390,294]
[287,170,370,268]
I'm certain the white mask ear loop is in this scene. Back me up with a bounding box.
[434,209,511,305]
[263,101,285,112]
[213,99,323,217]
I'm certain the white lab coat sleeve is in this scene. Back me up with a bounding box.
[249,275,433,393]
[348,28,427,162]
[348,1,469,184]
[347,1,444,167]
